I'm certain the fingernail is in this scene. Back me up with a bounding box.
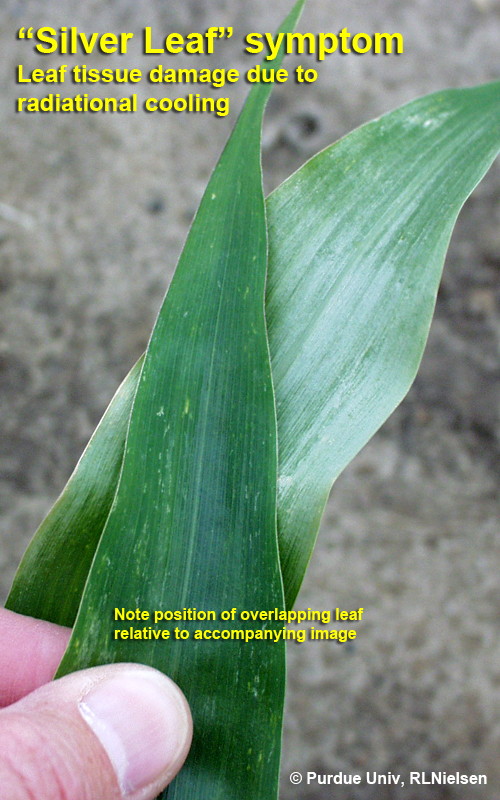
[79,667,191,795]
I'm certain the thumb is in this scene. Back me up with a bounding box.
[0,662,192,800]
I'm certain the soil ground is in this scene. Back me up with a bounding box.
[2,1,500,798]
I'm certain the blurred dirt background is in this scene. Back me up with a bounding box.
[2,0,500,797]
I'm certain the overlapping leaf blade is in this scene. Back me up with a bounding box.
[52,4,305,800]
[267,80,500,606]
[8,82,500,624]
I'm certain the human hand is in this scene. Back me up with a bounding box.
[0,607,192,800]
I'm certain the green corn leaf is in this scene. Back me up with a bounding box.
[268,79,500,607]
[53,4,306,800]
[6,356,143,627]
[8,81,500,624]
